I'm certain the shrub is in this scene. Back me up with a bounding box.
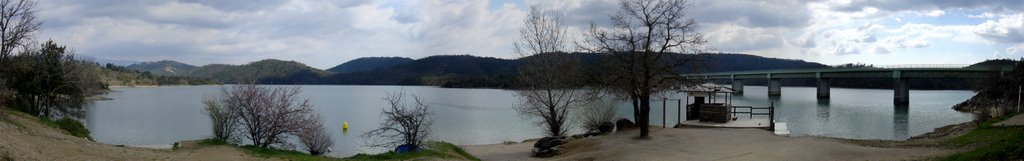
[0,83,11,121]
[47,117,90,139]
[362,91,433,151]
[575,99,617,132]
[202,95,237,142]
[298,114,333,155]
[221,82,317,148]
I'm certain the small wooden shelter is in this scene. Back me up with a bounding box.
[679,83,736,123]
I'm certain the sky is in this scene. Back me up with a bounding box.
[35,0,1024,69]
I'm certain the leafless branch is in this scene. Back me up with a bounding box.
[362,90,433,151]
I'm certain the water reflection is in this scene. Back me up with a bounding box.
[893,105,910,140]
[816,99,830,120]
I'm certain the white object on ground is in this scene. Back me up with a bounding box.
[773,122,790,136]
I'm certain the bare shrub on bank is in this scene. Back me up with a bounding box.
[222,82,317,148]
[575,99,617,132]
[298,114,333,155]
[362,91,433,151]
[202,95,238,142]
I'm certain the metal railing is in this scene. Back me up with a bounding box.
[829,64,970,69]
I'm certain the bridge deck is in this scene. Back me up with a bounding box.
[683,66,1013,79]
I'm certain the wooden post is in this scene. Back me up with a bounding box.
[677,99,682,126]
[663,99,667,128]
[769,101,775,131]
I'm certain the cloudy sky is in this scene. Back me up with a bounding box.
[36,0,1024,69]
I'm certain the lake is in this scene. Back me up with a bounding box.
[85,85,975,157]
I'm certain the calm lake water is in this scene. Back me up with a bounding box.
[85,85,975,157]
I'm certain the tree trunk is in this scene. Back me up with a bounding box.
[639,94,651,138]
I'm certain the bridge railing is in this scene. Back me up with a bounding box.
[830,64,970,69]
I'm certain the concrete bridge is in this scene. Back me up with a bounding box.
[682,64,1015,105]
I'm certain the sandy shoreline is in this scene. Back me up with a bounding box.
[0,112,276,161]
[463,127,955,161]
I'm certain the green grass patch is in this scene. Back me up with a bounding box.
[942,115,1024,161]
[346,142,480,161]
[240,145,343,161]
[42,117,91,140]
[192,139,479,161]
[433,142,481,161]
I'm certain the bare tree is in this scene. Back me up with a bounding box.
[0,0,41,60]
[224,82,316,148]
[581,0,707,138]
[202,95,238,142]
[298,114,333,155]
[362,91,433,151]
[512,6,598,137]
[575,99,617,132]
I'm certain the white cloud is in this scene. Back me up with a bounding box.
[1009,44,1024,55]
[32,0,1024,67]
[833,44,860,55]
[37,0,529,68]
[969,12,996,19]
[791,31,816,48]
[880,35,929,48]
[704,24,783,52]
[974,13,1024,43]
[922,10,945,17]
[874,46,890,54]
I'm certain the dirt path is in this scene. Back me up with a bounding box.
[0,112,276,161]
[464,128,953,161]
[994,114,1024,126]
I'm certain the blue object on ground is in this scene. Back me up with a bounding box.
[395,144,417,154]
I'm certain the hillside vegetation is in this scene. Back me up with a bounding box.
[121,53,1008,89]
[99,63,218,87]
[187,59,330,84]
[326,57,413,74]
[125,60,198,76]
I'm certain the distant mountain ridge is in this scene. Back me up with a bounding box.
[121,53,1002,89]
[188,59,330,84]
[126,60,197,76]
[125,59,329,84]
[327,57,413,74]
[124,53,829,87]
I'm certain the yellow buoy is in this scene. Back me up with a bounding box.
[343,121,349,130]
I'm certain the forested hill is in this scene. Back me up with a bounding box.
[320,53,827,88]
[126,59,330,84]
[125,60,197,76]
[123,53,830,87]
[123,53,1010,89]
[187,59,331,84]
[321,55,518,87]
[327,57,413,74]
[698,53,827,72]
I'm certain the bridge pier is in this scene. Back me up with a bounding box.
[894,78,909,105]
[768,78,781,96]
[731,79,743,94]
[817,78,830,99]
